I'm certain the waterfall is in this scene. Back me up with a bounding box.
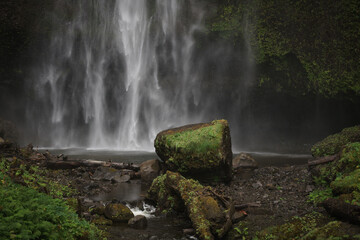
[30,0,204,150]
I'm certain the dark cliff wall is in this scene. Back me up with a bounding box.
[201,0,360,151]
[0,1,53,128]
[206,0,360,98]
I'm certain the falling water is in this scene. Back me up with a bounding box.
[30,0,204,150]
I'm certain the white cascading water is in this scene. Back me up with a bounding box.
[31,0,204,150]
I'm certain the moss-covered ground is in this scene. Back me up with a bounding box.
[311,126,360,157]
[309,142,360,206]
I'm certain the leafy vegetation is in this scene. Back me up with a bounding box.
[0,160,104,239]
[314,142,360,183]
[226,221,249,240]
[0,157,106,239]
[1,157,76,198]
[308,188,333,205]
[308,141,360,208]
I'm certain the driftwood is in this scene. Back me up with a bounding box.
[308,154,338,167]
[321,198,360,225]
[46,159,140,171]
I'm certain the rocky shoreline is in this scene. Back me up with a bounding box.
[1,122,360,239]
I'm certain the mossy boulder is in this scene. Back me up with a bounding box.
[331,169,360,195]
[104,203,134,222]
[255,212,350,240]
[311,126,360,157]
[302,221,345,240]
[154,119,232,182]
[313,142,360,183]
[147,171,234,240]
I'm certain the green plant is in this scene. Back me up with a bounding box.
[0,177,105,239]
[308,188,333,205]
[1,158,77,199]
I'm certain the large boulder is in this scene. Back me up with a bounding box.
[147,171,234,240]
[104,203,134,222]
[154,119,232,182]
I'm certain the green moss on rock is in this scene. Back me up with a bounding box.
[147,174,183,212]
[302,221,343,240]
[147,171,234,240]
[311,126,360,157]
[255,212,352,240]
[315,142,360,183]
[154,120,232,182]
[331,169,360,195]
[104,203,134,223]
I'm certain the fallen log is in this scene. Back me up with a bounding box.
[308,154,338,167]
[147,171,234,240]
[234,202,261,210]
[46,159,140,171]
[321,198,360,225]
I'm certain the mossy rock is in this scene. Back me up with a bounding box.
[104,203,134,222]
[331,169,360,195]
[256,212,333,240]
[314,142,360,183]
[147,171,234,240]
[154,119,232,182]
[302,221,345,240]
[147,174,183,212]
[311,126,360,157]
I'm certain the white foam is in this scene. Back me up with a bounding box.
[128,202,156,219]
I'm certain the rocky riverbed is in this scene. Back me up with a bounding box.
[1,140,360,239]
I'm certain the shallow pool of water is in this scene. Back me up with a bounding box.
[40,148,311,167]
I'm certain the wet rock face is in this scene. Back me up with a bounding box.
[233,153,258,170]
[0,118,19,143]
[104,203,134,222]
[139,159,161,183]
[154,119,232,183]
[90,166,132,183]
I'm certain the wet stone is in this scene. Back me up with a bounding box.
[128,215,147,229]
